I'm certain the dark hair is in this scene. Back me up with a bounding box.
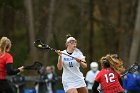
[100,57,110,68]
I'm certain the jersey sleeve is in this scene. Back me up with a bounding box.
[61,50,65,62]
[76,48,85,59]
[95,72,101,82]
[6,53,13,64]
[116,72,121,78]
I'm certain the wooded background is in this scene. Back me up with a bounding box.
[0,0,140,76]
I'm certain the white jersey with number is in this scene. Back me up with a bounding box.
[61,48,86,92]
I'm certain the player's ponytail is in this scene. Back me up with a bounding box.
[107,54,125,73]
[100,54,125,73]
[110,54,125,73]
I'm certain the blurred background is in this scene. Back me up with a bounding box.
[0,0,140,92]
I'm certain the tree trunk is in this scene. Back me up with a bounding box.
[24,0,37,61]
[43,0,55,65]
[2,4,15,37]
[88,0,94,62]
[129,0,140,64]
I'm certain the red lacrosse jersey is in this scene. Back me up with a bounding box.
[0,52,13,79]
[95,68,124,93]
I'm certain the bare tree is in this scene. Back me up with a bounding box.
[129,0,140,64]
[43,0,56,65]
[24,0,37,61]
[88,0,94,62]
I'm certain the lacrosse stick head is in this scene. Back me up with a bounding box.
[128,63,139,73]
[24,61,43,71]
[34,39,50,49]
[33,61,43,71]
[121,63,139,77]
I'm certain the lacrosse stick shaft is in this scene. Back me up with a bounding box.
[50,47,86,63]
[62,53,86,62]
[121,71,128,77]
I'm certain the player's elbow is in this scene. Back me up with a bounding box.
[81,63,87,68]
[57,67,62,70]
[84,64,87,68]
[83,65,87,68]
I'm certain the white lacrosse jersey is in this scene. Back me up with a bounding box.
[62,49,85,82]
[61,48,86,91]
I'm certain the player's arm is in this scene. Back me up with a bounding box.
[92,80,100,93]
[117,72,123,87]
[6,63,20,75]
[56,50,63,70]
[75,58,87,68]
[79,60,87,68]
[118,78,123,87]
[57,55,63,70]
[75,49,87,68]
[6,54,24,75]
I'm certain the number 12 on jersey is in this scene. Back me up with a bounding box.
[104,73,115,83]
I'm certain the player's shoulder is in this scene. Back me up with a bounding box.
[62,50,66,53]
[87,70,93,74]
[74,48,83,54]
[97,70,100,73]
[99,69,104,72]
[97,69,105,74]
[5,52,12,57]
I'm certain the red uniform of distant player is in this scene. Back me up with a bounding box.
[0,37,24,93]
[0,52,13,79]
[92,54,125,93]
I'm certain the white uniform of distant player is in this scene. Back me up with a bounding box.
[85,62,100,93]
[61,48,86,92]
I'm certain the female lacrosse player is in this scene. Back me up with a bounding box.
[56,34,88,93]
[0,37,24,93]
[92,54,125,93]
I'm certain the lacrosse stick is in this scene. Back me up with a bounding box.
[34,39,86,63]
[24,61,43,71]
[121,63,139,77]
